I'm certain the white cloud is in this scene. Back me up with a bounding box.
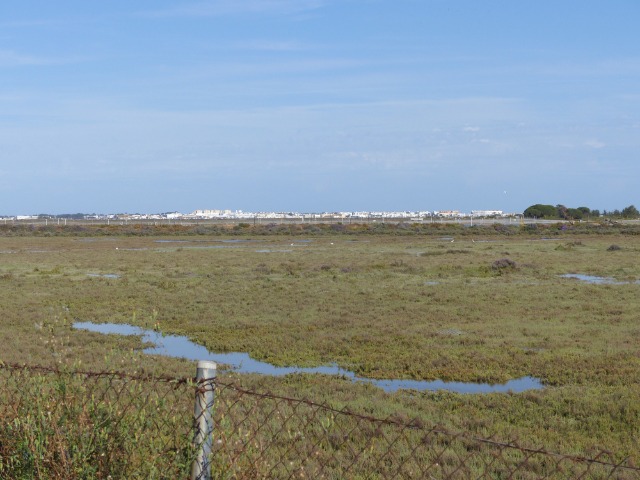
[463,126,480,132]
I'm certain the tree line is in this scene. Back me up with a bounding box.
[523,204,639,220]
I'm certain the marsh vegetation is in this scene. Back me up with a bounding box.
[1,224,638,470]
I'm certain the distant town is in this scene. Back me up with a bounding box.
[4,209,516,222]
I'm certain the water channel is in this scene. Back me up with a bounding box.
[74,321,543,394]
[560,273,639,285]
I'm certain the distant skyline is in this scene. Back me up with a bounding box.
[5,202,637,218]
[1,1,639,214]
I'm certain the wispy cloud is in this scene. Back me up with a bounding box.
[0,50,51,67]
[144,0,327,18]
[0,50,83,68]
[490,57,640,79]
[0,19,60,28]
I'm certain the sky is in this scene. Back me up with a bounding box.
[1,1,639,215]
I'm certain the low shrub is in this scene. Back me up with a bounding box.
[491,258,517,272]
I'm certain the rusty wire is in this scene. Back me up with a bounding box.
[0,362,638,479]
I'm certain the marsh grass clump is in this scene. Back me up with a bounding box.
[491,258,517,273]
[556,240,585,251]
[254,263,273,274]
[0,367,194,479]
[389,258,421,274]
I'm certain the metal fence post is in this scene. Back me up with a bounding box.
[191,360,217,480]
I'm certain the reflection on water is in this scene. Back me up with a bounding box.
[87,273,121,279]
[74,322,543,394]
[560,274,636,285]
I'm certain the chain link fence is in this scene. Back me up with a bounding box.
[0,362,637,479]
[0,363,193,479]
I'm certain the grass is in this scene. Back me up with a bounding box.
[0,365,194,479]
[0,224,639,476]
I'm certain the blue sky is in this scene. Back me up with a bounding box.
[1,1,639,214]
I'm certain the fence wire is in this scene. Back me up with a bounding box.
[0,363,194,479]
[0,363,637,479]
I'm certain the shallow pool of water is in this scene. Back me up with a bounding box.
[560,274,633,285]
[87,273,121,279]
[255,249,293,253]
[73,322,543,394]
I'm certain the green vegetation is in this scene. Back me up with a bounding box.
[2,217,640,239]
[0,225,639,476]
[524,203,639,220]
[523,203,599,220]
[0,365,194,479]
[620,205,640,218]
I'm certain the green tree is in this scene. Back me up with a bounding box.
[577,206,591,215]
[621,205,639,218]
[566,208,584,220]
[523,204,557,218]
[556,204,569,219]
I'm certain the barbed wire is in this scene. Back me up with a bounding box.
[213,378,639,476]
[0,362,637,479]
[0,361,192,385]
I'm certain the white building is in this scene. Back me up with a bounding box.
[471,210,504,217]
